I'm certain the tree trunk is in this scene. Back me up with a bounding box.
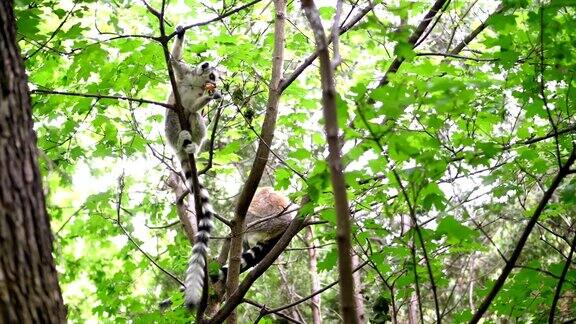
[305,226,321,324]
[0,1,67,323]
[402,214,420,324]
[352,254,366,323]
[300,1,358,322]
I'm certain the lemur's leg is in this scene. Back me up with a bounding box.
[177,131,197,155]
[187,112,206,155]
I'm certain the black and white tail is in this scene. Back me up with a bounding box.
[214,235,282,282]
[180,157,214,308]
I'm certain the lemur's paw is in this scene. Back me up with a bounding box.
[178,130,192,141]
[211,91,222,100]
[177,131,193,150]
[176,25,185,39]
[184,143,198,155]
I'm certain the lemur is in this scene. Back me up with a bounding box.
[164,26,221,308]
[213,187,297,282]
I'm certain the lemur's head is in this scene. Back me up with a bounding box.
[192,62,219,94]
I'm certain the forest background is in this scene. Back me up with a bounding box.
[2,0,576,322]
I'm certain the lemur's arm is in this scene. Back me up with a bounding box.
[170,26,188,80]
[187,93,221,113]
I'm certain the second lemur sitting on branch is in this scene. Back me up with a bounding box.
[164,25,221,308]
[213,187,298,282]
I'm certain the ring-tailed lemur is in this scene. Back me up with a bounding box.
[164,26,221,308]
[213,187,298,282]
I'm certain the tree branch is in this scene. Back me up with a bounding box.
[223,0,286,322]
[142,0,210,315]
[548,228,576,323]
[280,4,375,93]
[209,199,308,323]
[301,0,358,322]
[378,0,449,87]
[470,146,576,323]
[31,88,173,109]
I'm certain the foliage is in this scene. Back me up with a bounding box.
[14,0,576,322]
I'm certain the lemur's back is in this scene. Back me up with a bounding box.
[246,187,296,242]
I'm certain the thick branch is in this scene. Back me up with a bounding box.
[224,1,286,322]
[142,0,209,313]
[280,4,374,93]
[209,204,308,323]
[378,0,449,87]
[301,0,358,322]
[165,172,196,244]
[548,231,576,323]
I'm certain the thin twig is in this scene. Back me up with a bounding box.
[145,219,180,229]
[280,4,374,92]
[199,101,225,175]
[115,171,184,287]
[24,1,78,60]
[330,0,343,69]
[31,89,173,109]
[416,52,497,62]
[263,260,368,315]
[245,299,302,324]
[168,0,263,38]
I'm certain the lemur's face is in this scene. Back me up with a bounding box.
[193,62,219,94]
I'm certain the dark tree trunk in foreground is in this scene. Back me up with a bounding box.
[0,1,67,323]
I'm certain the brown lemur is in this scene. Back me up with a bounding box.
[165,25,221,308]
[213,187,298,283]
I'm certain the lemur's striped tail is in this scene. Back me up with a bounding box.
[180,157,214,308]
[214,235,282,283]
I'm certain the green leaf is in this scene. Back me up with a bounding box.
[436,216,477,244]
[319,7,336,20]
[318,248,338,272]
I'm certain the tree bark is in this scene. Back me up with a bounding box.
[305,226,321,324]
[300,1,358,322]
[352,254,366,323]
[225,0,286,322]
[0,1,67,323]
